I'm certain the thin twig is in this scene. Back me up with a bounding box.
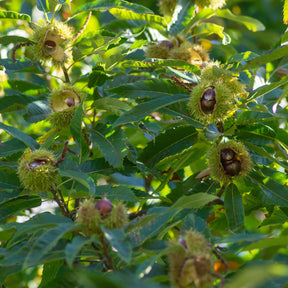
[61,63,71,83]
[100,233,115,270]
[12,42,34,62]
[55,141,69,167]
[212,248,229,274]
[73,11,92,42]
[51,187,67,216]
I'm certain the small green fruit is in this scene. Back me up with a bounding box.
[18,149,58,192]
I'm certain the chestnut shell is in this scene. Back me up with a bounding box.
[200,87,216,114]
[95,199,114,217]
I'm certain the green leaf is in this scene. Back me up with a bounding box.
[107,79,188,99]
[24,223,76,268]
[58,169,96,195]
[39,260,63,288]
[65,236,93,268]
[216,9,265,32]
[0,94,38,113]
[93,98,130,115]
[240,46,288,71]
[245,74,288,102]
[181,7,215,36]
[224,184,245,233]
[109,7,166,26]
[102,227,132,263]
[139,125,198,167]
[120,59,200,74]
[0,35,33,45]
[0,59,36,73]
[0,195,41,222]
[170,193,218,210]
[95,185,137,201]
[228,51,259,64]
[129,208,176,246]
[168,0,196,36]
[244,236,288,251]
[0,138,27,157]
[249,170,288,207]
[113,94,190,126]
[70,100,90,163]
[284,0,288,24]
[0,122,40,149]
[193,23,231,45]
[0,11,31,22]
[72,0,154,16]
[90,128,127,168]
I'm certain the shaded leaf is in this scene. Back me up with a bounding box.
[224,184,245,233]
[0,195,41,222]
[58,169,96,195]
[113,94,190,126]
[90,128,127,168]
[0,122,39,149]
[0,35,33,45]
[170,193,218,210]
[102,227,132,263]
[139,125,198,167]
[0,138,27,157]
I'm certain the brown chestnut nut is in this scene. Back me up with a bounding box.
[159,40,174,49]
[223,160,241,176]
[220,148,236,163]
[29,159,49,170]
[64,97,75,107]
[44,40,56,53]
[200,87,216,114]
[95,198,114,217]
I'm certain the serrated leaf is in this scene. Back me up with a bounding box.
[107,78,188,99]
[0,94,37,113]
[0,122,39,149]
[0,59,36,73]
[90,128,127,167]
[0,35,33,45]
[113,94,190,126]
[102,227,132,263]
[26,101,51,123]
[168,0,196,35]
[0,138,27,157]
[245,74,288,102]
[93,98,130,115]
[120,59,200,74]
[139,125,198,167]
[240,46,288,71]
[170,193,218,210]
[72,0,154,17]
[228,51,259,64]
[224,184,245,233]
[58,169,96,195]
[95,185,137,201]
[39,260,63,288]
[129,208,176,246]
[0,11,31,22]
[109,7,166,26]
[244,236,288,251]
[249,170,288,207]
[0,195,41,222]
[70,100,90,163]
[24,223,76,268]
[65,236,93,268]
[216,9,265,32]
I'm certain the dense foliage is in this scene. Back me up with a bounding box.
[1,0,288,287]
